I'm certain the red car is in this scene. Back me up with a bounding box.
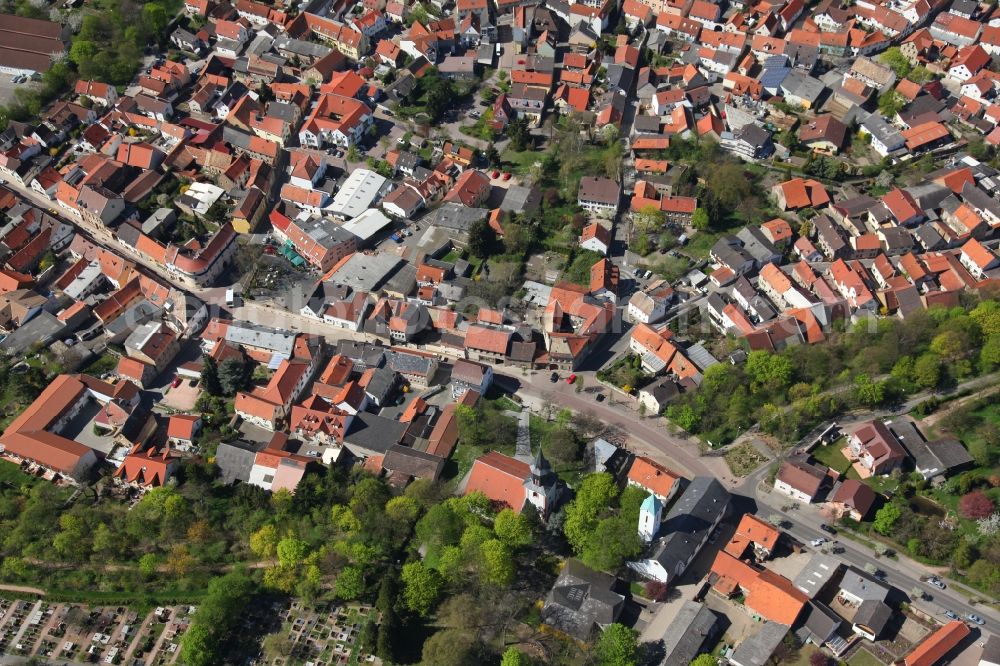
[566,374,577,384]
[171,376,182,388]
[491,170,500,178]
[502,172,512,181]
[263,245,276,255]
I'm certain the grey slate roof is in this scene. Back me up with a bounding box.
[215,440,259,484]
[649,476,729,579]
[839,567,890,603]
[343,412,408,457]
[853,599,893,639]
[793,553,842,598]
[657,601,720,666]
[381,443,444,480]
[541,559,625,642]
[796,601,842,646]
[730,622,789,666]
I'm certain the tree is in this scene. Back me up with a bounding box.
[249,524,279,559]
[853,374,886,407]
[563,473,619,552]
[485,143,501,167]
[501,647,528,666]
[494,508,532,548]
[401,561,443,616]
[581,516,642,571]
[467,218,498,258]
[878,91,906,118]
[809,651,832,666]
[690,656,717,666]
[218,357,248,396]
[480,538,515,587]
[276,537,308,567]
[335,565,365,600]
[180,571,256,666]
[912,352,941,388]
[634,204,664,234]
[201,355,222,396]
[645,580,669,601]
[543,425,581,467]
[508,116,530,151]
[420,629,485,666]
[594,623,639,666]
[873,503,901,535]
[879,47,912,79]
[705,163,752,215]
[959,490,995,519]
[691,207,710,231]
[744,351,794,394]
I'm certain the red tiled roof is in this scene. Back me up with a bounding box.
[465,450,530,512]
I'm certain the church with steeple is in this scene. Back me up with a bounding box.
[523,446,561,517]
[463,446,564,518]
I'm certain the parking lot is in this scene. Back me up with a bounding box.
[0,72,34,107]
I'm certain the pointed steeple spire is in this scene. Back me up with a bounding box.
[531,445,552,482]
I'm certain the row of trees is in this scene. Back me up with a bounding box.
[666,295,1000,446]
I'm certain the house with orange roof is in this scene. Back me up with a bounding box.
[772,178,831,211]
[760,219,793,247]
[580,222,611,255]
[709,551,808,625]
[626,455,681,502]
[724,514,781,561]
[846,419,909,477]
[903,620,970,666]
[626,321,675,372]
[464,324,512,363]
[115,356,156,389]
[959,237,999,279]
[115,444,180,488]
[235,359,315,430]
[0,374,139,482]
[166,414,202,449]
[248,434,311,493]
[589,258,619,302]
[465,449,560,516]
[289,398,352,448]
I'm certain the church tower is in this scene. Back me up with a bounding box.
[638,493,663,543]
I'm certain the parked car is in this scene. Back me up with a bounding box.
[566,374,577,384]
[968,614,986,626]
[596,394,605,402]
[810,538,826,547]
[549,372,559,383]
[928,577,946,590]
[171,376,182,388]
[492,170,500,178]
[502,172,512,181]
[819,523,837,535]
[944,611,959,620]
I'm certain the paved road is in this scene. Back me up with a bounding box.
[497,368,732,481]
[755,489,1000,632]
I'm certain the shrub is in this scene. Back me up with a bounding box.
[959,490,995,520]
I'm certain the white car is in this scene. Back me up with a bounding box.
[810,538,826,547]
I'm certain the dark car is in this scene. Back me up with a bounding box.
[819,523,837,535]
[549,372,559,383]
[596,394,606,402]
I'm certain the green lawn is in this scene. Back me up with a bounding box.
[502,149,544,176]
[684,230,723,260]
[811,440,852,475]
